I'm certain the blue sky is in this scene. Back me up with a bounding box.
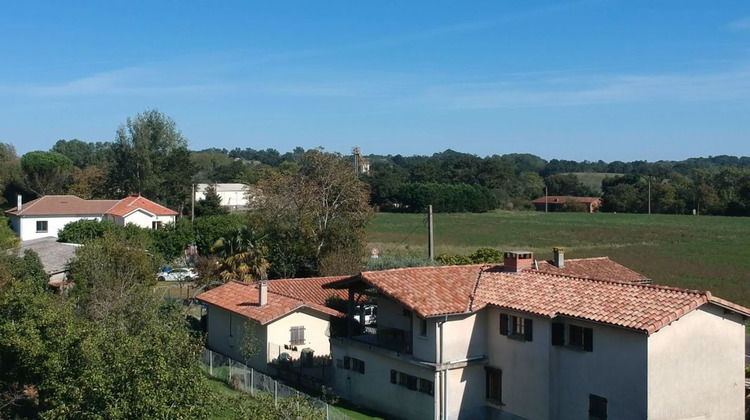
[2,1,749,162]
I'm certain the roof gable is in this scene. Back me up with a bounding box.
[105,196,178,217]
[197,280,341,325]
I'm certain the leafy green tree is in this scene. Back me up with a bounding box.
[108,109,194,211]
[253,149,373,277]
[150,218,196,263]
[58,219,118,244]
[195,184,229,217]
[68,232,159,320]
[20,151,74,195]
[193,213,245,256]
[51,139,96,168]
[0,143,22,205]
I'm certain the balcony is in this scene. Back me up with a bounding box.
[350,327,412,354]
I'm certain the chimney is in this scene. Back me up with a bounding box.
[504,251,534,273]
[17,194,22,212]
[259,280,268,307]
[553,247,565,268]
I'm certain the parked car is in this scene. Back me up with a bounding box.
[157,267,197,282]
[353,304,377,326]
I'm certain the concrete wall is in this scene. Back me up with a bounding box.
[378,297,411,331]
[441,312,487,362]
[205,305,269,372]
[16,215,102,241]
[647,304,745,419]
[550,318,648,420]
[265,308,331,362]
[445,365,487,420]
[118,210,175,229]
[330,339,436,420]
[196,188,249,208]
[485,309,550,420]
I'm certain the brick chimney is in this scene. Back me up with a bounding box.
[17,194,22,212]
[259,280,268,307]
[504,251,534,273]
[553,247,565,268]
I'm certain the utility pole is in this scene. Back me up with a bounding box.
[191,183,196,224]
[648,179,651,215]
[545,185,548,213]
[427,205,434,262]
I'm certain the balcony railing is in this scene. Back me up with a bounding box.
[351,327,411,354]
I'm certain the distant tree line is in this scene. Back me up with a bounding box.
[2,112,750,218]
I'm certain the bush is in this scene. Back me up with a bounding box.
[58,219,117,244]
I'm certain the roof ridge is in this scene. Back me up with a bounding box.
[536,271,706,295]
[361,263,485,275]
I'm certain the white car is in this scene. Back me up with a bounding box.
[157,268,197,282]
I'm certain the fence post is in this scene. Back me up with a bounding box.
[274,381,278,408]
[229,359,232,383]
[209,350,213,376]
[250,368,254,396]
[325,403,329,420]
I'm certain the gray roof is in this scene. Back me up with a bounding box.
[18,237,80,275]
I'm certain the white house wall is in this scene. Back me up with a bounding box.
[646,304,745,419]
[205,305,269,373]
[485,309,550,420]
[550,318,648,420]
[265,308,332,363]
[16,215,102,241]
[119,210,175,229]
[378,297,412,331]
[330,339,436,420]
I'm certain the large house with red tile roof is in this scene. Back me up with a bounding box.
[196,277,349,374]
[5,194,178,241]
[323,249,749,420]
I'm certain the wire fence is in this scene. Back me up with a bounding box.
[201,348,352,420]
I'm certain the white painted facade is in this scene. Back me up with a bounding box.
[105,210,175,229]
[11,214,103,241]
[205,304,333,374]
[330,299,747,420]
[195,183,256,209]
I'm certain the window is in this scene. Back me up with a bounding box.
[419,378,434,396]
[343,356,351,370]
[589,394,607,419]
[500,313,533,341]
[406,375,418,390]
[390,370,397,384]
[552,322,593,351]
[36,220,48,233]
[398,372,408,386]
[290,326,305,345]
[485,368,502,403]
[351,358,365,374]
[151,221,163,230]
[419,318,428,337]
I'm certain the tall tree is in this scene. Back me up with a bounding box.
[108,109,194,211]
[20,151,73,195]
[210,226,269,282]
[253,149,373,277]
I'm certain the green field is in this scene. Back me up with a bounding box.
[367,211,750,307]
[571,172,622,194]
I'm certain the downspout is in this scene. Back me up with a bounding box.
[440,315,448,420]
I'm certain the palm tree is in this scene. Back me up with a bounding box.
[210,226,270,283]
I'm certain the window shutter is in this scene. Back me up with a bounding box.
[390,370,397,384]
[358,360,365,374]
[499,314,509,335]
[583,328,593,352]
[524,318,533,342]
[551,322,565,346]
[343,356,351,369]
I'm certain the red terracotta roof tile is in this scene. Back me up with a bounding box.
[197,280,342,325]
[5,195,118,216]
[353,262,750,335]
[268,276,349,306]
[106,195,178,217]
[535,257,649,284]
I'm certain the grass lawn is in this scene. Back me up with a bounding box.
[367,211,750,307]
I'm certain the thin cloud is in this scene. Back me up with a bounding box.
[728,16,750,32]
[416,67,750,109]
